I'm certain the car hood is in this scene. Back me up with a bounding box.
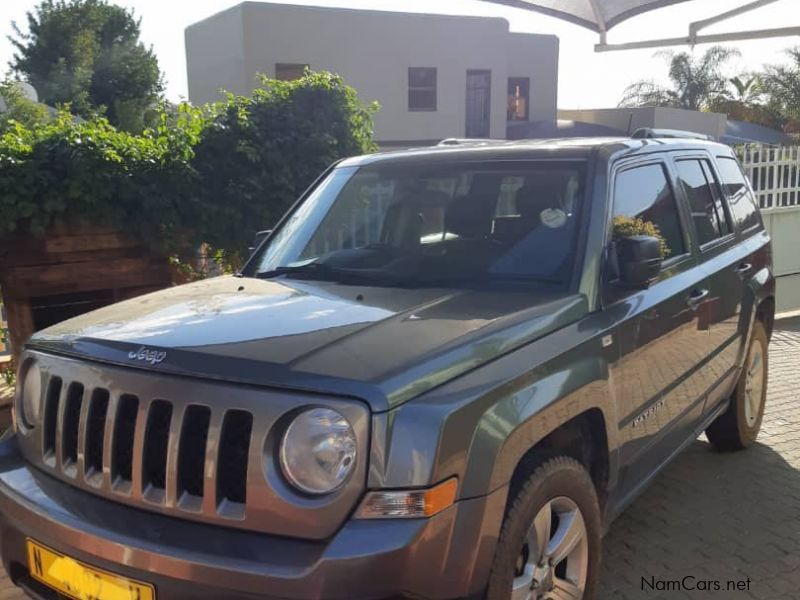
[28,276,588,411]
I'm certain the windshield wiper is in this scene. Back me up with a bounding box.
[256,262,338,280]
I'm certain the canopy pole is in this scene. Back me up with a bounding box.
[689,0,780,41]
[596,0,796,52]
[587,0,607,44]
[596,26,800,52]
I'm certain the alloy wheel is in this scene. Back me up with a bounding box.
[511,496,588,600]
[743,341,765,428]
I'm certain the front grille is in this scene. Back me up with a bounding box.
[18,351,368,539]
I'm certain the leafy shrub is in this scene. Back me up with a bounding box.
[0,71,377,263]
[1,361,14,389]
[192,71,378,261]
[0,104,203,250]
[0,80,51,134]
[612,215,671,258]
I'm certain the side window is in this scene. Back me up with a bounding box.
[613,163,686,259]
[715,157,761,232]
[675,159,731,246]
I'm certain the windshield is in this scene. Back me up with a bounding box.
[251,160,586,287]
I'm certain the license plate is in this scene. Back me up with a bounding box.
[26,539,155,600]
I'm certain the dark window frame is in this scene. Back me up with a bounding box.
[714,155,762,235]
[408,67,437,112]
[507,77,530,121]
[673,156,736,251]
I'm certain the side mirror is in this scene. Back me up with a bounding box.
[249,229,272,254]
[615,235,662,288]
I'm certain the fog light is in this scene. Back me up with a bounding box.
[355,478,458,519]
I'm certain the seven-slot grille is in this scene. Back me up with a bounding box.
[39,375,252,514]
[17,351,369,539]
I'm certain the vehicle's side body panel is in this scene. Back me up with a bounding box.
[601,154,714,509]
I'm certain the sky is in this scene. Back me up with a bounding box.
[0,0,798,109]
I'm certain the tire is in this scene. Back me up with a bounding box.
[706,320,769,451]
[486,456,601,600]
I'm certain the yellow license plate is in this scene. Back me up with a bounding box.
[26,539,155,600]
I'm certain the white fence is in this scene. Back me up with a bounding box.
[740,145,800,210]
[739,144,800,313]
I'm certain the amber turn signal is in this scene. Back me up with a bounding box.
[355,478,458,519]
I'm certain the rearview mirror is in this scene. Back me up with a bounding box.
[615,235,662,288]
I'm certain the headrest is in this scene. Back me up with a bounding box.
[515,180,563,218]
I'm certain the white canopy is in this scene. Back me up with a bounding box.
[478,0,697,32]
[479,0,800,52]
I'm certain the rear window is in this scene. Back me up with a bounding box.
[675,159,731,246]
[715,157,761,232]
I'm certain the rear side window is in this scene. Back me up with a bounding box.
[715,157,761,232]
[613,163,686,259]
[675,159,731,246]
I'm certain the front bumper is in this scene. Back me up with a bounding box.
[0,435,506,599]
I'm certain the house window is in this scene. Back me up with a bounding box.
[275,63,308,81]
[408,67,437,111]
[507,77,529,121]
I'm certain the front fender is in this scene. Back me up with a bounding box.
[368,314,621,500]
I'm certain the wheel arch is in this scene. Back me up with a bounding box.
[505,408,611,514]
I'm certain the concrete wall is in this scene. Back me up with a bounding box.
[762,208,800,313]
[186,2,559,143]
[559,107,727,139]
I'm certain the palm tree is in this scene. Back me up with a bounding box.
[729,75,762,103]
[619,46,739,111]
[705,73,786,129]
[761,47,800,128]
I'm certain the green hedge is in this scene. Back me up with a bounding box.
[0,71,378,261]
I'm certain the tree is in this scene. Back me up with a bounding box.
[761,47,800,129]
[8,0,164,131]
[619,46,739,111]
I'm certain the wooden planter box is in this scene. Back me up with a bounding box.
[0,222,173,360]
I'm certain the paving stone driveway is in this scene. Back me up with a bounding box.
[599,317,800,600]
[1,320,798,600]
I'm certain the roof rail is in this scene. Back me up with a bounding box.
[632,128,715,141]
[437,138,503,146]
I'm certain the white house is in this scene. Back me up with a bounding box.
[185,2,559,145]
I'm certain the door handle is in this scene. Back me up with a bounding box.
[735,263,753,276]
[686,288,709,309]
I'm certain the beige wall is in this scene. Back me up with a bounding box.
[186,2,559,143]
[762,208,800,313]
[559,107,727,139]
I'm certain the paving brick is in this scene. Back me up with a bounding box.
[599,318,800,600]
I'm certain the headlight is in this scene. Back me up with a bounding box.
[20,363,42,428]
[279,407,357,495]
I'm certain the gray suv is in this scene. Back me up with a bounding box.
[0,134,774,600]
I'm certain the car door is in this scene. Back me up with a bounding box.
[702,154,770,412]
[605,158,713,501]
[671,153,746,414]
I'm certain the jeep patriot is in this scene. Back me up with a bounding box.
[0,133,774,600]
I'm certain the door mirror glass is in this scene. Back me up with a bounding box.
[615,235,662,288]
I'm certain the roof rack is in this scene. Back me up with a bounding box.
[437,138,504,146]
[632,128,715,141]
